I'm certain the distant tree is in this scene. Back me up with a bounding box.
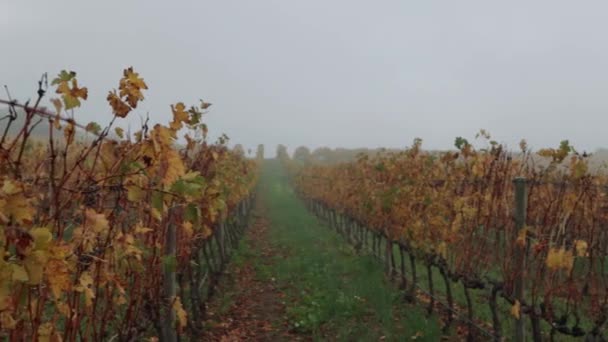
[256,144,265,160]
[311,146,333,163]
[276,144,289,160]
[233,144,245,157]
[293,146,311,164]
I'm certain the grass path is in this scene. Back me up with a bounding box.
[202,160,441,341]
[201,202,298,341]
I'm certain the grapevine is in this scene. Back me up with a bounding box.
[283,133,607,340]
[0,69,259,340]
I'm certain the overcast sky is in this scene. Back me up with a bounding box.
[2,1,608,153]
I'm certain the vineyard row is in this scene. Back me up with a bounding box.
[279,137,608,341]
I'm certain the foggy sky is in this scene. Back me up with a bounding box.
[2,1,608,154]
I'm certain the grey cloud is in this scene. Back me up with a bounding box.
[2,0,608,154]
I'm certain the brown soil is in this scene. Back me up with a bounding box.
[200,206,305,342]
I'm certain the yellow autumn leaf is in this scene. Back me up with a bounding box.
[37,322,62,342]
[24,250,48,285]
[114,294,128,306]
[76,271,95,307]
[114,127,125,139]
[182,221,194,238]
[472,160,485,177]
[107,90,131,118]
[561,249,574,272]
[45,257,71,299]
[575,240,588,257]
[79,271,93,286]
[1,180,20,195]
[151,208,163,221]
[134,225,153,234]
[436,242,447,259]
[56,301,70,317]
[511,300,521,320]
[31,227,52,251]
[11,264,29,282]
[37,322,54,342]
[156,124,176,143]
[85,209,109,233]
[173,296,188,330]
[546,248,560,270]
[55,77,88,110]
[571,159,588,178]
[2,192,34,224]
[516,229,527,247]
[161,149,186,187]
[182,171,201,181]
[127,185,145,202]
[170,103,189,131]
[119,67,148,108]
[70,79,88,101]
[202,225,213,239]
[0,311,17,330]
[546,247,574,272]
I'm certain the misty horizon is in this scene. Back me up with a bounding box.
[3,1,608,154]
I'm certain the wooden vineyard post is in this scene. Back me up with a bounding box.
[162,207,178,342]
[513,178,527,342]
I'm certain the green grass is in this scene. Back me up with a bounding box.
[259,160,441,341]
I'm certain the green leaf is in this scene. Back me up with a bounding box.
[162,255,177,273]
[170,174,205,197]
[115,127,125,139]
[52,70,76,85]
[63,95,81,110]
[170,180,187,195]
[85,122,102,135]
[574,161,588,178]
[184,203,199,224]
[151,191,164,212]
[216,199,227,212]
[559,140,571,153]
[120,161,144,174]
[188,107,202,125]
[455,137,469,150]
